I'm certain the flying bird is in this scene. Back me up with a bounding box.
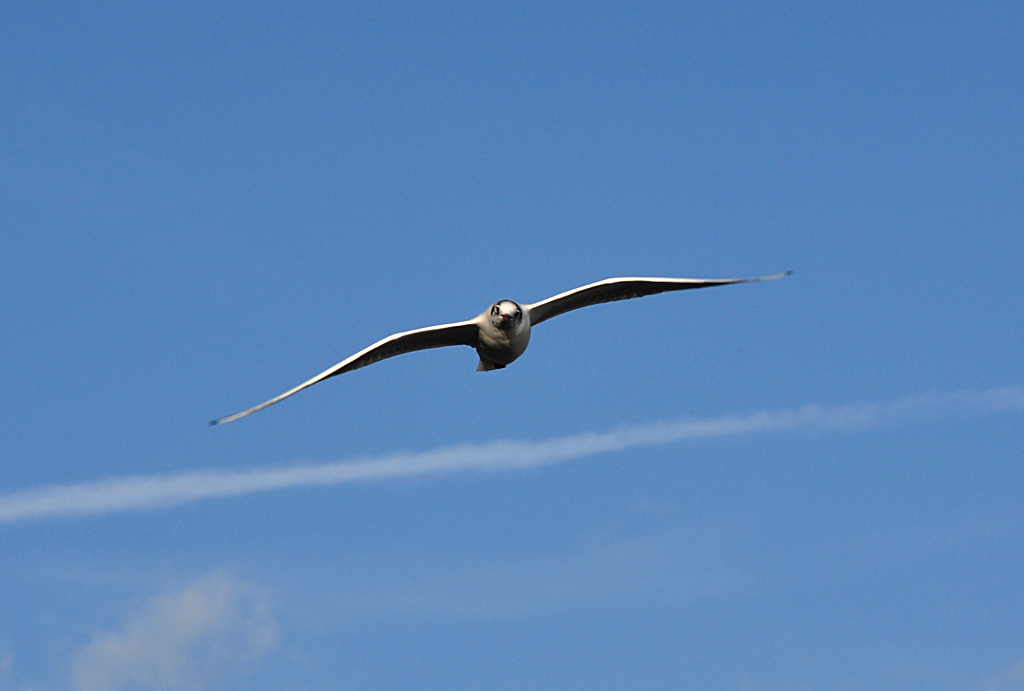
[210,271,791,425]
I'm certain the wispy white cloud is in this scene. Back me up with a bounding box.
[0,649,46,691]
[70,571,278,691]
[1,386,1021,524]
[0,650,12,691]
[977,658,1024,691]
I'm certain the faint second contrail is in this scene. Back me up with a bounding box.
[1,386,1021,524]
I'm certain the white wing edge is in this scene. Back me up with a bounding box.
[209,318,480,426]
[525,271,793,325]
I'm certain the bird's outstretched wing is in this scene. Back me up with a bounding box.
[525,271,792,326]
[210,320,480,425]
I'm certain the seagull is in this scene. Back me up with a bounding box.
[210,271,791,425]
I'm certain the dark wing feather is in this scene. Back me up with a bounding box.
[210,320,479,425]
[526,272,791,326]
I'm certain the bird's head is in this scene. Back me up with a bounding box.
[489,300,523,330]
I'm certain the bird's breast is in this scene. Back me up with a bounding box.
[477,321,531,366]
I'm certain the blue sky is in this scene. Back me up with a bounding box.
[1,1,1022,689]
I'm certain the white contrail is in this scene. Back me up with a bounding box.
[1,386,1021,524]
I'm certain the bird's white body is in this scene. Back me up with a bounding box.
[211,271,791,425]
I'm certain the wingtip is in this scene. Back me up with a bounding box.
[207,406,262,427]
[748,270,793,282]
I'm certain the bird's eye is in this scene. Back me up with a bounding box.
[492,305,500,315]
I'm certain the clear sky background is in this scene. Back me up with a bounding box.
[2,1,1022,689]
